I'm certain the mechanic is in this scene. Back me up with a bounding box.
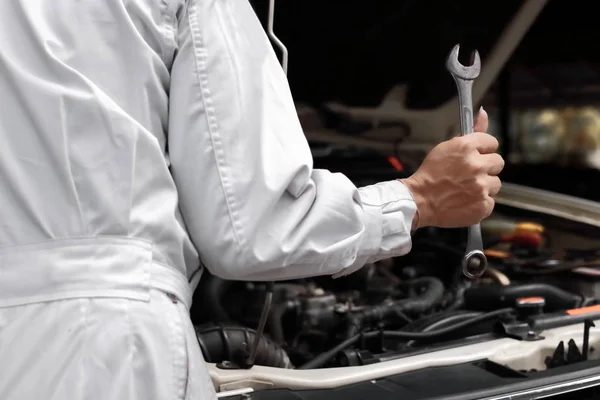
[0,0,504,399]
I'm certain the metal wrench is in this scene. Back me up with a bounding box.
[446,44,488,279]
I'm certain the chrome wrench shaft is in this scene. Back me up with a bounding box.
[446,44,488,279]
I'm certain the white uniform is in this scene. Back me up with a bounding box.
[0,0,416,399]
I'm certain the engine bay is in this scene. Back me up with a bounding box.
[189,201,600,378]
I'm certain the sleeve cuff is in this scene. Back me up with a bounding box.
[333,180,418,278]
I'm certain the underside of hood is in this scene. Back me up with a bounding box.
[249,0,600,150]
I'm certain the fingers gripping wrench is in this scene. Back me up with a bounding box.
[446,44,488,279]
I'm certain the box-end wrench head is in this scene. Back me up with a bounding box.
[446,44,487,279]
[462,224,487,279]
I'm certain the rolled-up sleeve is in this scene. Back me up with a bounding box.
[167,0,417,281]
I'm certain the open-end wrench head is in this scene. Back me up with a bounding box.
[446,44,481,80]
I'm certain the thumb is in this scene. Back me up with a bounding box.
[474,106,488,133]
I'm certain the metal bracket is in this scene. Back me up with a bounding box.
[267,0,288,75]
[500,320,545,341]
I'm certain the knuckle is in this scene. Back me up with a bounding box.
[438,139,455,152]
[474,176,486,188]
[466,156,483,172]
[455,136,474,151]
[447,136,461,145]
[480,183,489,197]
[472,181,487,199]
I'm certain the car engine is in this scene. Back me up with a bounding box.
[189,196,600,372]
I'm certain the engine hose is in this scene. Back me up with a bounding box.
[195,324,293,369]
[464,283,583,312]
[420,311,483,332]
[404,311,482,347]
[445,261,474,311]
[447,279,471,311]
[384,308,513,339]
[344,277,444,338]
[299,308,513,369]
[402,310,483,333]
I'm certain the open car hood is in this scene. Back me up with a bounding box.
[280,0,600,203]
[271,0,548,154]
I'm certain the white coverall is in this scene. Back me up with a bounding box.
[0,0,416,399]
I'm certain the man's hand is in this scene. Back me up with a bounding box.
[402,108,505,229]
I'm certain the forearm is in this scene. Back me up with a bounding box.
[234,177,417,281]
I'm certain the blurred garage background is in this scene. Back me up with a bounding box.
[249,0,600,201]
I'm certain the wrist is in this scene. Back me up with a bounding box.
[399,176,433,229]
